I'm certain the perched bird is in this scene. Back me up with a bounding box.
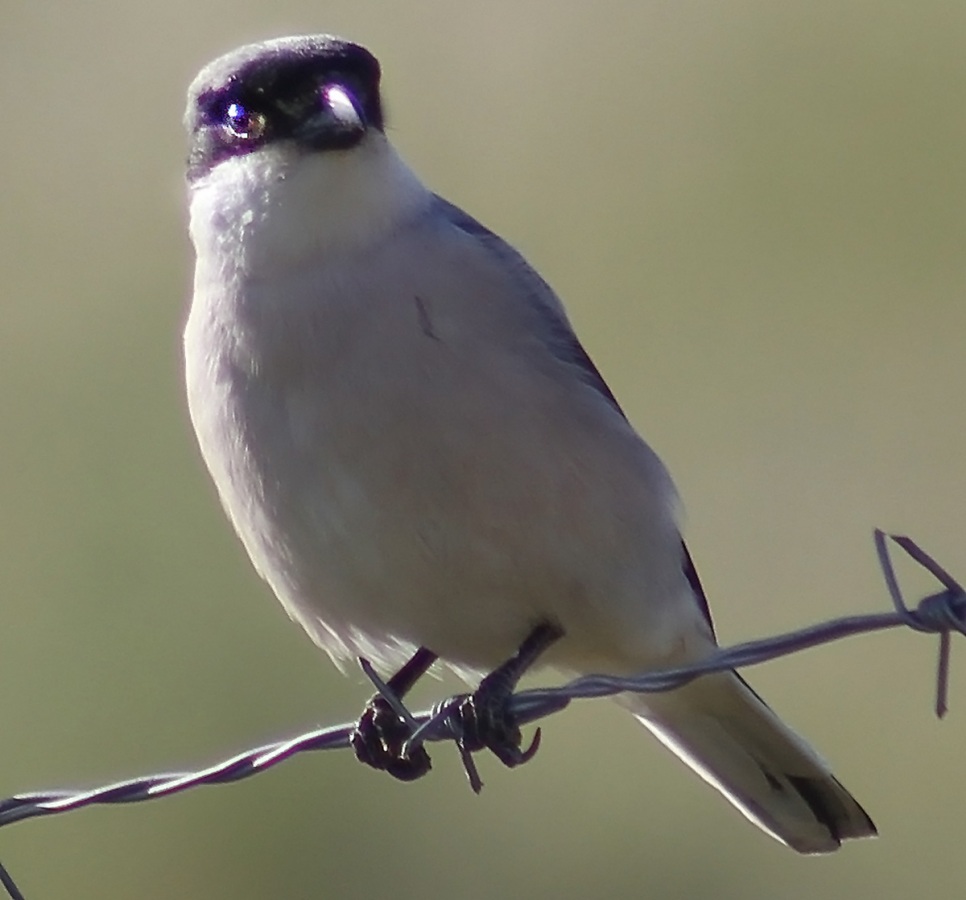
[183,34,875,853]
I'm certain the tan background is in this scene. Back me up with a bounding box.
[2,2,965,897]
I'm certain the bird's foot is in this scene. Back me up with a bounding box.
[350,693,432,781]
[453,679,543,768]
[350,647,437,782]
[449,622,563,789]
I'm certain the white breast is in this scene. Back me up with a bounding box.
[185,138,710,679]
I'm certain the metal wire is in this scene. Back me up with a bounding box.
[0,531,961,898]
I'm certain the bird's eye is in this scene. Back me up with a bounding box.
[224,102,267,140]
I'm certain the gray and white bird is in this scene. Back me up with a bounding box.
[183,35,875,853]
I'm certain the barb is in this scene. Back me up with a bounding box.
[0,532,962,899]
[0,862,25,900]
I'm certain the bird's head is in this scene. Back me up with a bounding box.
[185,36,428,264]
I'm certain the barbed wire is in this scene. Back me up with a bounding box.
[0,530,962,898]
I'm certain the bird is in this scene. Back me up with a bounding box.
[183,34,876,853]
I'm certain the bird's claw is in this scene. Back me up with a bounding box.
[350,694,432,781]
[444,622,561,789]
[454,689,542,769]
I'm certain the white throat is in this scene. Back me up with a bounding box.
[188,134,432,276]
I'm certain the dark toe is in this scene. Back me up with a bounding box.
[454,690,538,770]
[351,696,431,780]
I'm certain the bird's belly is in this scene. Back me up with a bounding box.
[206,401,691,677]
[185,291,698,677]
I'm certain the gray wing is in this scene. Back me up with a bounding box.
[434,195,717,638]
[433,195,625,417]
[682,540,716,638]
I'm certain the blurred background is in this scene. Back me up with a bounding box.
[2,1,964,897]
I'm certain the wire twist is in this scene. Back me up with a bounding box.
[0,531,961,898]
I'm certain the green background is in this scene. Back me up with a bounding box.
[2,2,965,897]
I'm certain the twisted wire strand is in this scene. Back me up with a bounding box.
[0,532,961,898]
